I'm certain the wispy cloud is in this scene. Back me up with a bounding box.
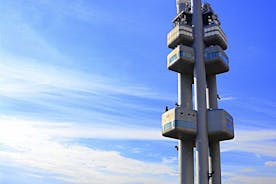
[162,156,177,165]
[219,96,236,101]
[0,54,167,100]
[0,12,67,65]
[232,97,276,121]
[0,117,163,141]
[265,161,276,167]
[223,171,276,184]
[221,129,276,157]
[1,2,275,184]
[0,53,171,126]
[0,116,175,184]
[1,116,275,183]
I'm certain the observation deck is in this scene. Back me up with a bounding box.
[167,45,229,75]
[162,107,197,140]
[204,24,228,50]
[207,109,234,141]
[167,24,227,50]
[161,108,234,141]
[167,25,193,49]
[204,45,229,74]
[167,45,194,74]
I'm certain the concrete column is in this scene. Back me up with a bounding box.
[178,74,193,109]
[178,73,194,184]
[209,142,221,184]
[179,140,194,184]
[207,75,218,109]
[192,0,210,184]
[207,75,221,184]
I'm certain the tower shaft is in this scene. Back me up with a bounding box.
[178,74,194,184]
[192,0,209,183]
[161,1,234,184]
[207,75,221,184]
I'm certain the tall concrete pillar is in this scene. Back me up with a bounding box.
[207,75,221,184]
[178,73,194,184]
[192,0,210,183]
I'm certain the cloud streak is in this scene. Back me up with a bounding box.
[0,116,175,184]
[265,161,276,167]
[221,129,276,157]
[0,115,276,184]
[0,53,171,125]
[0,54,168,100]
[223,171,276,184]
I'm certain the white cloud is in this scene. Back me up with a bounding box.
[233,98,276,120]
[0,53,171,126]
[220,96,236,101]
[1,5,171,103]
[238,167,256,173]
[162,156,177,165]
[0,116,175,184]
[0,54,171,102]
[0,117,163,142]
[221,129,276,157]
[223,171,276,184]
[235,130,276,142]
[265,161,276,167]
[0,11,66,64]
[1,116,276,184]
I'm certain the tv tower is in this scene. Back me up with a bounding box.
[161,0,234,184]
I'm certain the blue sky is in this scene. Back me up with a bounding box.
[0,0,275,183]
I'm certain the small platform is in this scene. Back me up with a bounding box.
[204,45,229,75]
[167,25,194,49]
[204,25,228,50]
[162,107,197,140]
[167,24,227,50]
[207,109,234,141]
[167,45,194,74]
[167,45,229,75]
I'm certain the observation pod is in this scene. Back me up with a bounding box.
[167,24,193,49]
[167,9,193,49]
[207,109,234,141]
[168,24,227,50]
[204,24,228,50]
[205,45,229,75]
[161,107,197,140]
[167,45,194,74]
[167,45,229,75]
